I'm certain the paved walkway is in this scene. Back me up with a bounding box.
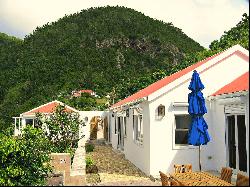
[86,142,160,186]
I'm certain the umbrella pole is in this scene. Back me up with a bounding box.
[199,145,201,180]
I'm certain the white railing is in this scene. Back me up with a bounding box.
[13,117,22,136]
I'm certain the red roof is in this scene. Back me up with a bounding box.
[72,89,94,97]
[23,101,75,115]
[212,72,249,96]
[79,90,93,93]
[111,49,249,108]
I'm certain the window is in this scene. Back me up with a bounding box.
[115,117,117,134]
[25,118,34,126]
[175,115,191,145]
[124,117,127,136]
[133,114,143,144]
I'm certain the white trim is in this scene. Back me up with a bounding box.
[225,114,248,175]
[172,113,198,150]
[209,91,248,101]
[172,102,189,107]
[110,97,147,110]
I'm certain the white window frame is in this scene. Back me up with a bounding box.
[225,113,248,175]
[133,114,143,145]
[173,114,197,150]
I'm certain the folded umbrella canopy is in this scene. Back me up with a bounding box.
[188,70,210,175]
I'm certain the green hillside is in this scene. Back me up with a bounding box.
[0,6,205,129]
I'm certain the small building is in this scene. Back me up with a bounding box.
[71,90,98,97]
[107,44,249,177]
[13,100,107,142]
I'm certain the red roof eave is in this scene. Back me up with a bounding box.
[212,72,249,96]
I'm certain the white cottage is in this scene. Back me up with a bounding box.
[13,100,107,142]
[107,44,249,177]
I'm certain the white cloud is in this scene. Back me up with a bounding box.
[0,0,248,48]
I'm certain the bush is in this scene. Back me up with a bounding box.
[86,165,98,174]
[0,126,52,186]
[85,156,94,167]
[85,144,95,152]
[86,156,98,174]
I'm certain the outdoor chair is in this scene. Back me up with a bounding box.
[220,167,233,183]
[236,173,249,186]
[159,171,183,186]
[183,164,192,173]
[174,164,192,173]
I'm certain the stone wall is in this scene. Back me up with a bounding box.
[50,139,86,186]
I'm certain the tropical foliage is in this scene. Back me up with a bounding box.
[114,13,249,99]
[35,104,84,153]
[0,7,248,131]
[0,6,204,130]
[0,127,52,186]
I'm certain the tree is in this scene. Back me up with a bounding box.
[36,104,84,153]
[0,126,52,186]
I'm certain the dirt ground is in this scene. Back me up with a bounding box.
[86,143,161,186]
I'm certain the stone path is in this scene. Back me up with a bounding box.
[86,143,160,186]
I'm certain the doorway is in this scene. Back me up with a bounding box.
[117,116,124,150]
[227,114,247,174]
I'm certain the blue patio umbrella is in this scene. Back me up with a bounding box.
[188,70,210,174]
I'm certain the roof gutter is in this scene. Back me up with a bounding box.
[110,96,148,111]
[207,91,248,104]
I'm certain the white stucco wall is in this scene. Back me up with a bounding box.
[123,102,151,175]
[109,102,151,175]
[108,45,249,177]
[148,96,214,177]
[78,111,107,141]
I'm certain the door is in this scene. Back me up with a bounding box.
[227,115,247,174]
[117,117,124,150]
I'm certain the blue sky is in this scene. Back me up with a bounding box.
[0,0,249,48]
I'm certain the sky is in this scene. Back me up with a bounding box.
[0,0,249,48]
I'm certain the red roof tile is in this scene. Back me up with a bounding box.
[111,49,249,108]
[23,101,74,115]
[212,72,249,96]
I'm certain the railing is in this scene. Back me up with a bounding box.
[13,117,23,136]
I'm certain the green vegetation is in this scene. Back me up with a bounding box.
[0,105,84,185]
[0,127,52,186]
[85,143,95,153]
[59,93,108,111]
[0,6,203,130]
[36,104,84,153]
[114,13,249,99]
[0,7,248,132]
[86,156,94,167]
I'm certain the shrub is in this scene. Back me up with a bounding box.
[86,165,98,174]
[85,143,95,152]
[0,126,52,186]
[35,105,85,153]
[85,156,94,167]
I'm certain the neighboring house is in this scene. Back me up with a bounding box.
[13,100,106,142]
[71,89,98,97]
[107,44,249,177]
